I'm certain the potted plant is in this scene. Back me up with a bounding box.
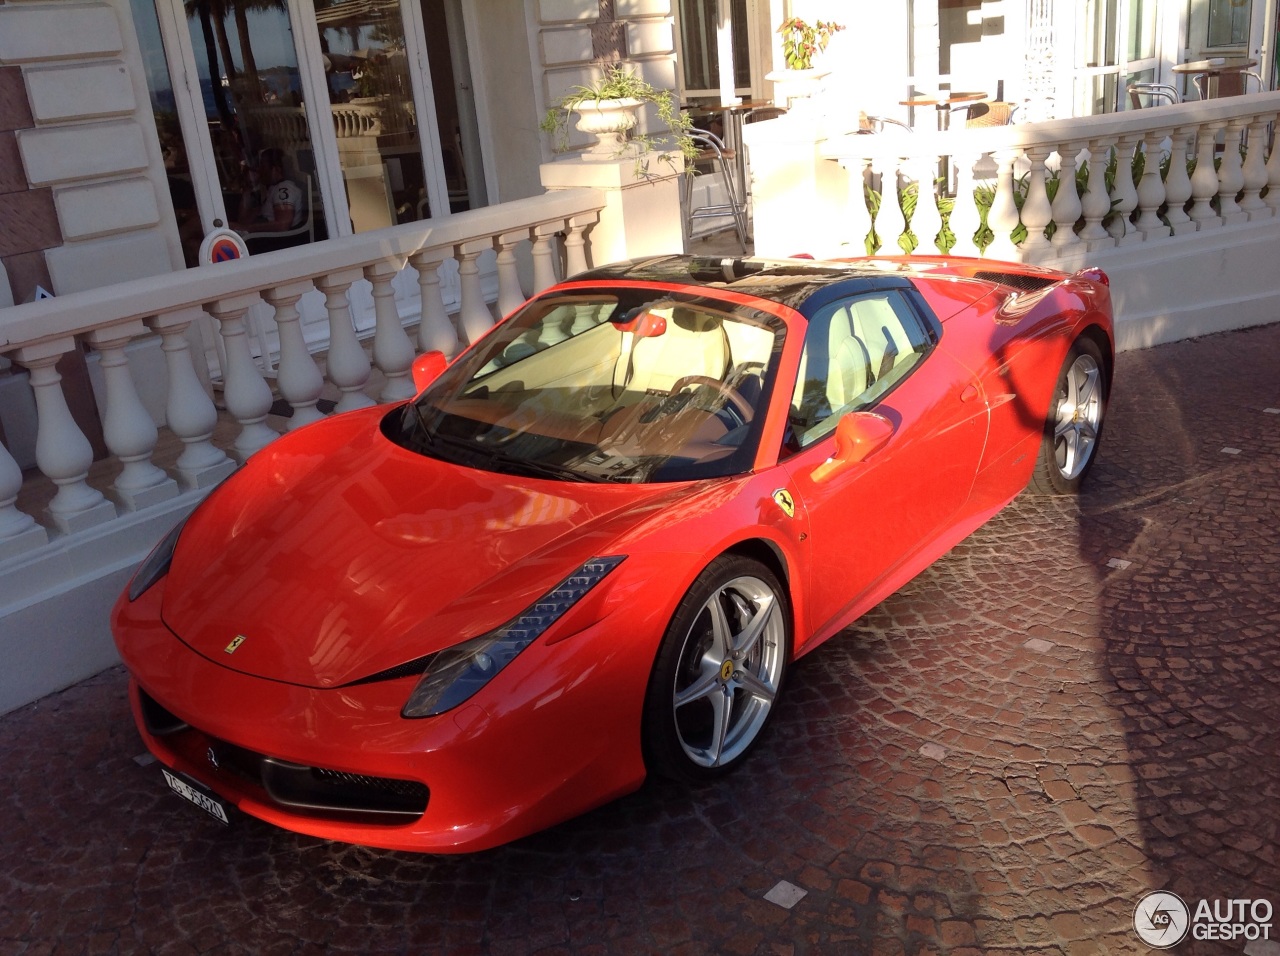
[767,17,844,104]
[541,64,695,173]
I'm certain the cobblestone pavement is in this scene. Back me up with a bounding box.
[3,322,1278,956]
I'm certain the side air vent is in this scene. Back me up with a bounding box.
[973,270,1056,293]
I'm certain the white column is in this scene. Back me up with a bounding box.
[316,269,375,413]
[145,309,235,489]
[494,230,528,318]
[947,152,981,257]
[13,343,116,534]
[1189,124,1223,229]
[1050,142,1084,251]
[1265,114,1280,215]
[1163,128,1195,235]
[263,282,326,429]
[86,321,179,511]
[1239,117,1270,219]
[872,157,907,255]
[985,150,1021,259]
[364,259,416,403]
[1134,130,1171,239]
[1079,140,1116,249]
[409,250,459,357]
[1217,120,1246,224]
[454,239,495,347]
[0,434,48,559]
[563,214,593,276]
[208,295,278,461]
[529,223,561,294]
[911,156,944,255]
[1107,137,1140,243]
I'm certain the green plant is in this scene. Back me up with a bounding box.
[777,17,844,71]
[540,64,696,172]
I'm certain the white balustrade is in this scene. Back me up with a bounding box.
[529,224,561,295]
[1265,117,1280,214]
[1134,132,1170,239]
[911,156,944,255]
[1078,141,1114,248]
[1164,129,1195,235]
[1239,118,1269,219]
[409,251,459,356]
[364,259,416,403]
[873,157,908,255]
[1107,137,1140,243]
[0,436,48,558]
[316,269,376,413]
[1218,120,1247,224]
[1189,126,1222,228]
[1020,146,1054,256]
[985,150,1021,259]
[454,239,495,347]
[563,215,592,277]
[208,295,279,461]
[263,283,326,429]
[494,231,529,318]
[1050,142,1084,250]
[86,322,179,511]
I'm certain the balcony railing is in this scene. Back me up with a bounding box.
[0,188,605,560]
[813,91,1280,264]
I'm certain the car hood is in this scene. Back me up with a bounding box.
[162,407,683,689]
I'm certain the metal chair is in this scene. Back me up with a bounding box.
[1192,70,1265,100]
[858,115,913,134]
[683,129,749,252]
[1128,82,1180,108]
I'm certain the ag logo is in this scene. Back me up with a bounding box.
[224,635,247,655]
[772,488,795,518]
[1133,891,1190,948]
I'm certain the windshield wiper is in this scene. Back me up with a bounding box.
[471,446,598,483]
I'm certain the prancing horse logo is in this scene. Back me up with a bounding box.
[772,488,795,518]
[224,635,246,655]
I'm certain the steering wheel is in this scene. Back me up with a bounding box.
[669,375,754,422]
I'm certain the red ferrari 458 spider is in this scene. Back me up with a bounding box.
[113,254,1113,852]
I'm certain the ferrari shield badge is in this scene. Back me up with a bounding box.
[224,635,246,655]
[772,488,795,518]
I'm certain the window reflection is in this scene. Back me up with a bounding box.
[186,0,328,251]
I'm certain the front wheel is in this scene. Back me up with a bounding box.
[642,555,791,782]
[1029,336,1108,495]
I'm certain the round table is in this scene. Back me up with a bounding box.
[898,91,988,130]
[1171,57,1259,99]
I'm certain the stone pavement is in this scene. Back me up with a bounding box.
[2,321,1278,956]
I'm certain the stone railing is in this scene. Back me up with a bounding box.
[750,90,1280,265]
[0,188,605,559]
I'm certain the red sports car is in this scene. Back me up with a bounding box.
[112,255,1113,852]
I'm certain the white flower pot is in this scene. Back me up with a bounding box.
[573,97,643,158]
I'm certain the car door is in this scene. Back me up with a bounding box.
[779,289,988,645]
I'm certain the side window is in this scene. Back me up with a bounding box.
[788,291,933,448]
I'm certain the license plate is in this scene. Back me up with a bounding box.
[162,768,231,825]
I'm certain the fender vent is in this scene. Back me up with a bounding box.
[973,270,1056,293]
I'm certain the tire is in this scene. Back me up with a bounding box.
[642,555,791,782]
[1028,336,1108,495]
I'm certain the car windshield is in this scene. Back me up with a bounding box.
[384,289,786,483]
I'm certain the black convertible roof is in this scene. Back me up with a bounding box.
[569,255,918,314]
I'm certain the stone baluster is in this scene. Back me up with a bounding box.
[1265,115,1280,215]
[872,157,907,255]
[911,155,944,255]
[11,343,116,533]
[1189,123,1223,229]
[1217,119,1246,224]
[1078,140,1115,248]
[263,282,326,429]
[409,250,459,357]
[494,231,528,318]
[1018,146,1054,257]
[529,223,561,294]
[1134,130,1171,239]
[316,269,375,413]
[1239,117,1270,219]
[844,157,875,255]
[145,309,235,489]
[984,149,1021,259]
[454,239,495,347]
[364,259,416,403]
[1107,136,1140,242]
[85,321,178,511]
[0,434,48,559]
[947,152,981,257]
[1163,128,1195,235]
[563,215,593,277]
[1050,142,1085,251]
[208,295,278,461]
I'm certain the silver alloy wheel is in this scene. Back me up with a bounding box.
[1052,352,1103,480]
[670,574,786,768]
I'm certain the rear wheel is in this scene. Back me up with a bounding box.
[1029,336,1108,495]
[642,555,790,782]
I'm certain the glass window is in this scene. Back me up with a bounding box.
[678,0,751,94]
[1127,0,1157,61]
[788,292,932,449]
[390,291,785,483]
[1208,0,1251,48]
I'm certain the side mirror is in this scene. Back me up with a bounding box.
[411,351,448,393]
[810,412,895,483]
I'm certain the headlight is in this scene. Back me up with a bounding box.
[402,555,625,718]
[127,517,189,602]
